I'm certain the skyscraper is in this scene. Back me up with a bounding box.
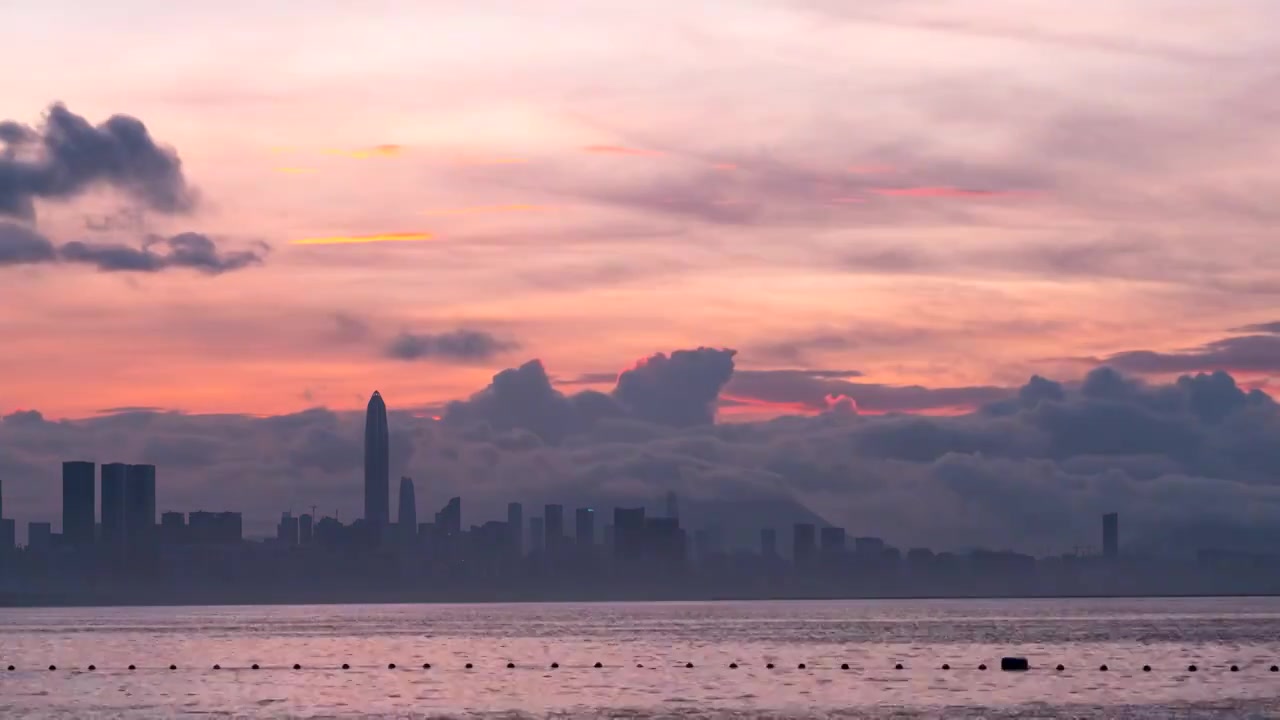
[364,391,390,536]
[575,507,595,548]
[125,463,156,549]
[507,502,523,557]
[398,476,417,545]
[299,513,314,545]
[62,461,96,546]
[100,463,128,549]
[544,503,564,555]
[1102,512,1119,558]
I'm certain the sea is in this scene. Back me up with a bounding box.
[1,597,1279,718]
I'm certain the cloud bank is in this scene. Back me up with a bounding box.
[0,224,266,275]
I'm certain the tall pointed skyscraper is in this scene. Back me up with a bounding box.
[364,391,390,537]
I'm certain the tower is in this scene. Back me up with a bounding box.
[364,391,390,535]
[100,463,128,549]
[61,461,96,546]
[125,464,156,549]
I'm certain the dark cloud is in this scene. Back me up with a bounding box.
[0,103,195,221]
[614,348,737,426]
[1232,321,1280,335]
[727,370,1011,414]
[445,360,622,444]
[0,222,57,265]
[386,329,518,362]
[2,224,265,275]
[1101,334,1280,375]
[96,406,168,415]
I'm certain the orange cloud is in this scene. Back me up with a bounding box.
[583,144,664,157]
[419,204,556,217]
[322,144,403,159]
[870,186,1021,198]
[291,232,436,246]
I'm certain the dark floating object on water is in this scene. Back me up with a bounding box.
[1271,665,1278,673]
[798,663,807,670]
[128,665,136,671]
[389,663,398,670]
[464,663,473,670]
[636,663,644,668]
[842,663,851,670]
[940,663,950,670]
[1099,665,1108,672]
[1001,657,1029,672]
[766,663,775,669]
[423,663,431,670]
[48,665,56,671]
[341,664,349,670]
[213,664,221,670]
[293,664,302,670]
[729,663,738,669]
[1056,664,1065,671]
[1231,665,1240,672]
[170,665,177,671]
[594,662,603,669]
[87,665,96,671]
[686,662,694,669]
[550,662,559,669]
[978,664,987,671]
[894,663,904,670]
[507,662,515,669]
[1143,665,1152,672]
[6,666,14,671]
[252,664,261,670]
[1188,665,1197,672]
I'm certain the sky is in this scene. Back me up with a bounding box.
[3,1,1280,547]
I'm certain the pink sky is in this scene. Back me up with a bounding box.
[3,0,1280,419]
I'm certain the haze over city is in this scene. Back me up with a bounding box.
[4,0,1280,561]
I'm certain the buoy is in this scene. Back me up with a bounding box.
[87,665,96,671]
[594,661,603,668]
[389,663,398,670]
[1188,664,1197,672]
[293,664,301,670]
[1271,665,1278,673]
[1099,664,1108,672]
[252,664,260,670]
[341,664,349,670]
[636,663,644,668]
[213,664,221,670]
[1000,657,1029,672]
[550,662,559,669]
[170,665,177,670]
[842,663,851,670]
[1056,664,1065,671]
[686,662,694,669]
[6,665,13,671]
[423,663,431,669]
[128,665,136,671]
[507,662,515,669]
[941,664,950,670]
[798,663,807,670]
[978,664,987,671]
[729,663,738,669]
[766,663,775,669]
[894,663,904,670]
[1143,665,1151,672]
[1231,665,1239,672]
[48,665,56,671]
[464,663,472,669]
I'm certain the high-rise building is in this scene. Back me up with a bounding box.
[28,521,52,551]
[613,507,646,562]
[0,518,14,552]
[278,512,299,546]
[435,497,461,537]
[100,462,128,548]
[160,511,186,544]
[397,476,417,544]
[760,528,777,557]
[507,502,523,557]
[125,464,156,548]
[793,523,817,567]
[62,460,96,546]
[188,511,242,544]
[529,516,545,555]
[575,507,595,548]
[544,504,564,554]
[299,513,314,545]
[854,536,884,557]
[820,526,846,554]
[1102,512,1119,558]
[364,391,390,535]
[664,491,679,519]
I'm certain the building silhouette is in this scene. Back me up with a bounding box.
[820,526,846,555]
[28,521,52,551]
[1103,512,1119,558]
[61,461,96,546]
[364,391,390,538]
[435,497,461,537]
[277,512,299,546]
[398,476,417,544]
[613,507,646,563]
[575,507,595,548]
[507,502,523,556]
[125,464,156,549]
[544,504,564,555]
[793,523,816,566]
[0,518,13,552]
[100,463,128,549]
[299,513,314,545]
[529,516,545,555]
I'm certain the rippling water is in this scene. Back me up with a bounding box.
[2,597,1279,718]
